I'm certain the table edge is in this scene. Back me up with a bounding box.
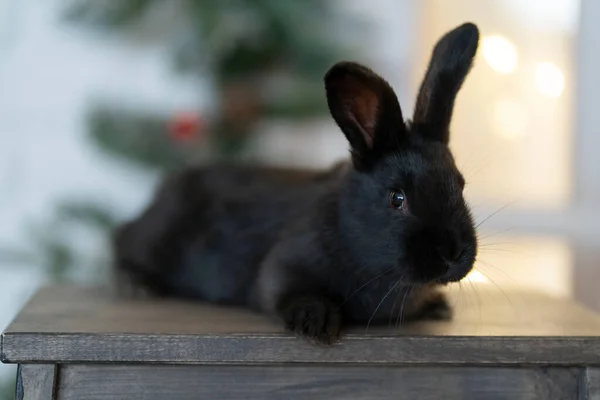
[3,331,600,366]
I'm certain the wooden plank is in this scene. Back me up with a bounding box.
[16,364,57,400]
[3,284,600,365]
[4,332,600,366]
[56,364,581,400]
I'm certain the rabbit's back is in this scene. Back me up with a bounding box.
[114,162,346,303]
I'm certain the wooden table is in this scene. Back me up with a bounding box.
[2,284,600,399]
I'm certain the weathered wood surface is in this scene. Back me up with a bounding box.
[56,364,581,400]
[15,364,57,400]
[2,284,600,365]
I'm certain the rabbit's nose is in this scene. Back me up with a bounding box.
[448,245,465,262]
[438,248,462,263]
[438,233,464,262]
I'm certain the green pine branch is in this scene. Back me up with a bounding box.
[87,106,194,170]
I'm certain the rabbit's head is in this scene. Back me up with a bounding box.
[326,23,479,284]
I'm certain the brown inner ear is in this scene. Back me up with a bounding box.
[341,79,380,149]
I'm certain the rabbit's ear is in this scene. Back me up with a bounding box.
[412,23,479,144]
[325,62,406,168]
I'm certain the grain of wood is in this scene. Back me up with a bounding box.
[57,364,581,400]
[5,332,600,366]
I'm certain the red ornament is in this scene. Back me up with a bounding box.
[168,112,203,143]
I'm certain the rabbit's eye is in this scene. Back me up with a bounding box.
[389,190,406,210]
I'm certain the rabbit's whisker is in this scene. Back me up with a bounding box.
[339,266,396,309]
[475,203,514,229]
[366,279,401,332]
[395,285,414,330]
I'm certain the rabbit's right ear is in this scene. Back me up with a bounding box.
[413,23,479,144]
[325,62,406,169]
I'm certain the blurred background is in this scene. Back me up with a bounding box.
[0,0,598,396]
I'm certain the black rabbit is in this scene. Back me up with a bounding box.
[114,22,480,344]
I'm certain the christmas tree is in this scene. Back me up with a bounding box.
[66,0,358,167]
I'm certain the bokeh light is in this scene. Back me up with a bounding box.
[534,62,565,98]
[481,35,518,74]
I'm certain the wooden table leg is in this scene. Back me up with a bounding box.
[15,364,58,400]
[582,368,600,400]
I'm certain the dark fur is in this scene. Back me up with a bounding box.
[113,23,480,344]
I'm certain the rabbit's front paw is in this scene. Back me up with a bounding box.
[280,296,342,345]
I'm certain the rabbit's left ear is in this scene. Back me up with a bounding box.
[325,62,407,169]
[412,23,479,144]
